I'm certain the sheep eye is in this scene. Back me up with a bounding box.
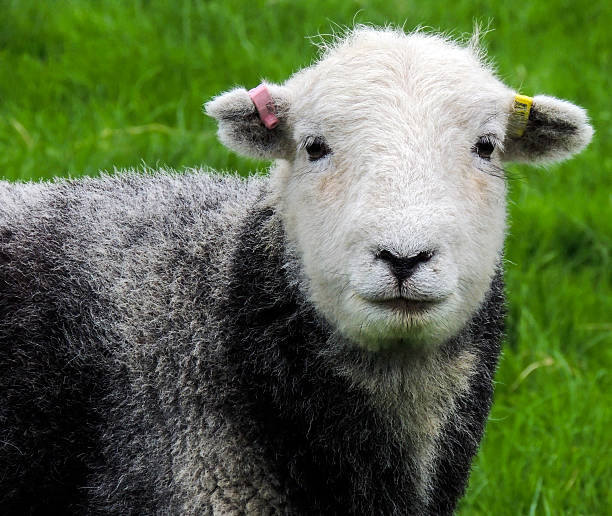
[473,136,496,160]
[305,138,331,161]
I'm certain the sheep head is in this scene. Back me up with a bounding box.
[206,27,593,350]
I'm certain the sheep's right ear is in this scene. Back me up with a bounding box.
[205,83,293,160]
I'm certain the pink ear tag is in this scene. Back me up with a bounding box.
[247,84,280,129]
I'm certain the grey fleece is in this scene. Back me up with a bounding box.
[0,171,504,515]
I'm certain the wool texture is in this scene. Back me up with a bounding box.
[0,172,504,515]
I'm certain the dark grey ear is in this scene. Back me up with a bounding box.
[205,83,293,160]
[501,95,593,164]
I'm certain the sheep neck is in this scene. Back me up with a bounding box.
[216,202,505,515]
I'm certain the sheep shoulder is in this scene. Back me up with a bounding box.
[0,171,268,513]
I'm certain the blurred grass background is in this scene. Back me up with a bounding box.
[1,0,610,513]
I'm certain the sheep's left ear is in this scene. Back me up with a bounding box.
[501,95,593,164]
[205,83,293,160]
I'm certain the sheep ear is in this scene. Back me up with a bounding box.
[501,95,593,164]
[205,83,293,160]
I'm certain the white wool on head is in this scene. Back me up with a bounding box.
[206,26,593,351]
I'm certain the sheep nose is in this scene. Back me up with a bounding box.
[376,249,434,282]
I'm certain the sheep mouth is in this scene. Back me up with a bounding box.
[369,297,441,314]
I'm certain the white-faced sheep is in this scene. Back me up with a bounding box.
[0,27,592,515]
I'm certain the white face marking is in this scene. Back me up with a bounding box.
[270,29,512,350]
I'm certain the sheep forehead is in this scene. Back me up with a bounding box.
[288,30,508,134]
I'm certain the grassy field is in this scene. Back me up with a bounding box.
[1,0,610,513]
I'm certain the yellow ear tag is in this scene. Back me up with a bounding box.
[511,94,533,137]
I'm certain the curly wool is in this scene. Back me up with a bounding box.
[0,171,504,515]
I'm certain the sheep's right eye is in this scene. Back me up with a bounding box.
[305,138,331,161]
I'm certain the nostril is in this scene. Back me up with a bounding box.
[375,248,434,282]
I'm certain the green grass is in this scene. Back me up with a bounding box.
[1,0,610,513]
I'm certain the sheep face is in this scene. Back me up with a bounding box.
[207,28,593,350]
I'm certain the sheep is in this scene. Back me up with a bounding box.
[0,27,592,515]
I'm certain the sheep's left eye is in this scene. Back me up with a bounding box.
[473,137,496,160]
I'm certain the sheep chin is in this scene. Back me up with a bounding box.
[333,297,459,352]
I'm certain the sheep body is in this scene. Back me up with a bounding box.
[0,173,503,515]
